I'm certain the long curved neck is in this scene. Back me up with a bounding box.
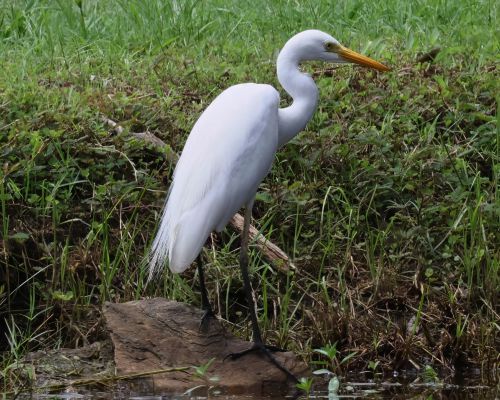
[277,48,319,148]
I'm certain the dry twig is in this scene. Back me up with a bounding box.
[100,115,178,163]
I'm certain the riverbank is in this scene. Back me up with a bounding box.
[1,0,498,392]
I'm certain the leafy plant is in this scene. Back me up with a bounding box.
[368,360,380,372]
[296,376,314,398]
[192,357,216,379]
[421,365,439,383]
[314,342,357,373]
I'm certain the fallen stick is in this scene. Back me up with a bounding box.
[101,115,293,272]
[229,213,295,271]
[101,115,124,134]
[100,115,178,163]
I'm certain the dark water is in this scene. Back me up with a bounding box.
[13,369,499,400]
[17,379,499,400]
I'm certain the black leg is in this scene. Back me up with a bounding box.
[197,254,215,327]
[227,203,298,383]
[238,204,264,344]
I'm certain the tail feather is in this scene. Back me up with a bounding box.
[146,201,175,281]
[146,186,223,280]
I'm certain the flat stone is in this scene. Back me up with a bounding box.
[103,298,309,396]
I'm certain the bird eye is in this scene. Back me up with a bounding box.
[325,42,340,52]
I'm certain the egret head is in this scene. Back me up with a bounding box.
[283,29,390,72]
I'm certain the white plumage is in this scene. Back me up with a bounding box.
[147,30,389,277]
[149,84,279,273]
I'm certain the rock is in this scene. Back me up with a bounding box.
[13,340,115,390]
[103,298,309,396]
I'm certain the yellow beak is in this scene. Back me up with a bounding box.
[338,45,390,72]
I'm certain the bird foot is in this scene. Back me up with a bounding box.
[199,307,216,332]
[225,341,298,383]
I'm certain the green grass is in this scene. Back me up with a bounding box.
[1,0,498,390]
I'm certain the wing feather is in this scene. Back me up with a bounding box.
[148,83,280,276]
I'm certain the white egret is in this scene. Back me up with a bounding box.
[147,30,389,379]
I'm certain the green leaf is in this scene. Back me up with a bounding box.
[52,290,74,301]
[9,232,30,242]
[313,368,332,375]
[340,351,357,364]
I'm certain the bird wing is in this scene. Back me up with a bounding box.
[148,83,280,275]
